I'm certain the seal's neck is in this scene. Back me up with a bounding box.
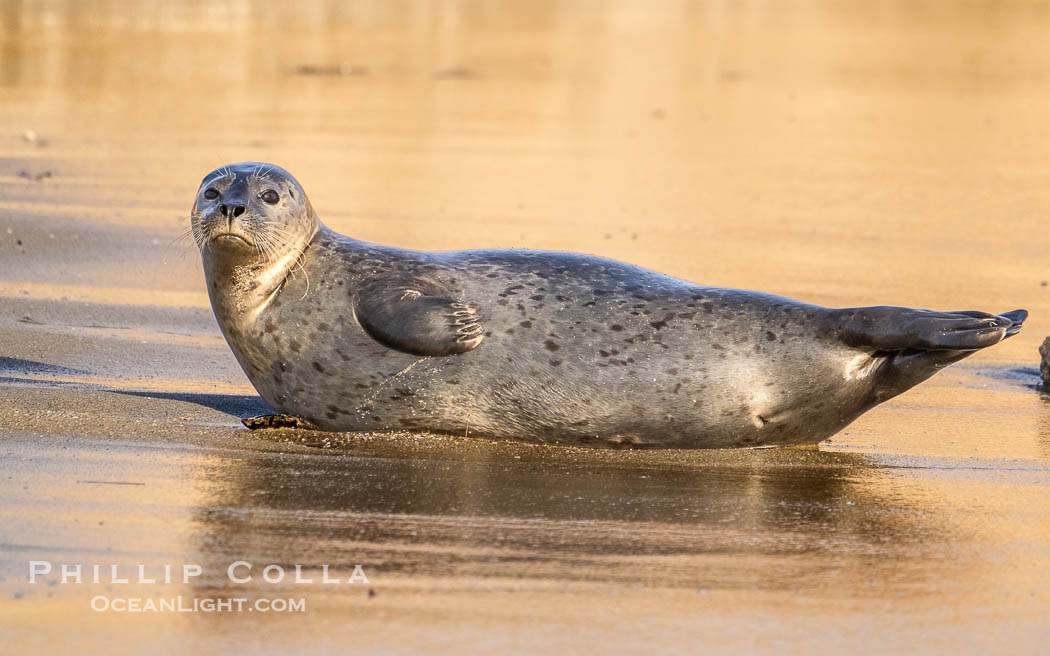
[203,225,319,324]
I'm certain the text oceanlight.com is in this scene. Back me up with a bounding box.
[90,596,306,613]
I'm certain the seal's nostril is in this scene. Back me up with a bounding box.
[218,204,246,219]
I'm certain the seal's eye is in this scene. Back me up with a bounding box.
[260,189,280,205]
[203,188,219,201]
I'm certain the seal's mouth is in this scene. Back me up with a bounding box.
[209,233,252,247]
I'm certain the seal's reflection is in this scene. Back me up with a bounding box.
[187,443,930,593]
[1034,388,1050,459]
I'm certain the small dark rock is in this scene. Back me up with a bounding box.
[17,170,52,182]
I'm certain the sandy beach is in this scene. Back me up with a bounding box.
[2,1,1050,652]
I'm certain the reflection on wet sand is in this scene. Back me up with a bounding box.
[205,461,954,616]
[4,425,1048,652]
[0,432,919,595]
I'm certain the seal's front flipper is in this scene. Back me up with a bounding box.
[833,306,1027,351]
[242,414,314,430]
[356,282,484,356]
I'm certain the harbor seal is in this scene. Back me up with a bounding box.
[192,162,1026,448]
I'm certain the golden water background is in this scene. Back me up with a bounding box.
[1,1,1050,652]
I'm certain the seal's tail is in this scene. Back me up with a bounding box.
[831,306,1027,402]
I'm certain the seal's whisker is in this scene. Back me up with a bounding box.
[258,229,286,254]
[295,254,310,300]
[170,226,200,252]
[256,232,278,259]
[251,225,310,300]
[261,223,293,234]
[190,224,208,251]
[170,225,193,243]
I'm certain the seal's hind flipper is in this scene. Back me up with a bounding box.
[962,308,1027,338]
[833,306,1026,351]
[242,414,314,430]
[831,306,1027,402]
[1003,309,1028,336]
[356,282,484,357]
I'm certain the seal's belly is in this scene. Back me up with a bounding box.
[238,299,878,448]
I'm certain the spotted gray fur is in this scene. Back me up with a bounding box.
[193,163,1026,448]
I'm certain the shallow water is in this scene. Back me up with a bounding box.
[2,1,1050,653]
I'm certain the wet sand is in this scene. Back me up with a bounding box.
[2,1,1050,652]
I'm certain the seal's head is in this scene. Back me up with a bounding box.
[191,162,317,261]
[193,163,320,316]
